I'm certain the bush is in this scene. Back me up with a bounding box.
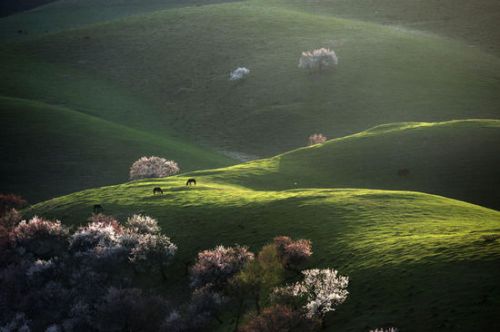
[129,156,180,180]
[308,134,327,146]
[239,305,319,332]
[0,194,27,216]
[190,245,254,290]
[369,329,399,332]
[273,268,349,320]
[11,217,70,260]
[273,236,312,269]
[126,214,160,234]
[298,48,338,73]
[230,67,250,81]
[129,233,177,277]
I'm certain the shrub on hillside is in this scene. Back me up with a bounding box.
[369,328,399,332]
[126,214,160,234]
[190,245,254,290]
[230,67,250,81]
[308,133,327,146]
[273,236,312,269]
[129,233,177,278]
[11,216,70,260]
[299,48,338,73]
[129,156,180,180]
[0,194,27,216]
[273,268,349,320]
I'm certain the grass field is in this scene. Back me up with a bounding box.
[0,96,232,202]
[28,172,500,331]
[2,1,500,330]
[192,119,500,209]
[2,0,500,202]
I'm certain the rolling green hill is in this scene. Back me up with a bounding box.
[0,96,232,202]
[194,119,500,209]
[6,1,500,157]
[1,0,500,202]
[28,173,500,331]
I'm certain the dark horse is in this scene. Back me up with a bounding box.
[93,204,104,213]
[186,178,197,186]
[153,187,163,195]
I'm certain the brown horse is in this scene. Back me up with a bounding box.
[153,187,163,195]
[186,178,197,186]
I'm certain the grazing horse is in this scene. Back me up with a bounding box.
[397,169,410,177]
[93,204,103,213]
[186,178,197,186]
[153,187,163,195]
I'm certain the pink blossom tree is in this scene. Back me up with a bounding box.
[308,133,327,146]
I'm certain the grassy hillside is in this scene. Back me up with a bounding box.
[273,0,500,55]
[0,96,232,202]
[8,1,500,157]
[195,119,500,209]
[28,176,500,331]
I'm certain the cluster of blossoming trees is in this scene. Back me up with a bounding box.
[0,200,352,331]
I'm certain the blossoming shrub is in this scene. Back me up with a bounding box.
[273,236,312,269]
[11,216,70,260]
[308,133,327,146]
[190,245,254,289]
[129,156,180,180]
[273,268,349,319]
[298,48,338,72]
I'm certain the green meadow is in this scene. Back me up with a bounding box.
[1,0,500,330]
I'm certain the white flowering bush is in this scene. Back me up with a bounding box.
[129,156,180,180]
[370,328,399,332]
[299,48,338,72]
[274,268,348,319]
[69,216,123,254]
[126,214,160,235]
[129,233,177,273]
[229,67,250,81]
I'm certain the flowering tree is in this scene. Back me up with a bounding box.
[129,233,177,278]
[308,134,327,146]
[126,214,160,234]
[298,48,338,73]
[370,328,399,332]
[11,217,70,260]
[273,268,349,320]
[190,245,254,289]
[273,236,312,269]
[69,215,123,255]
[129,156,180,180]
[0,194,27,216]
[229,67,250,81]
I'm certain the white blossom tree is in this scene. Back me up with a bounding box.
[273,268,348,319]
[299,48,338,73]
[229,67,250,81]
[129,156,180,180]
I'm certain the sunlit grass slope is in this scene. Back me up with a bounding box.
[6,1,500,156]
[197,119,500,209]
[0,96,232,202]
[29,176,500,331]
